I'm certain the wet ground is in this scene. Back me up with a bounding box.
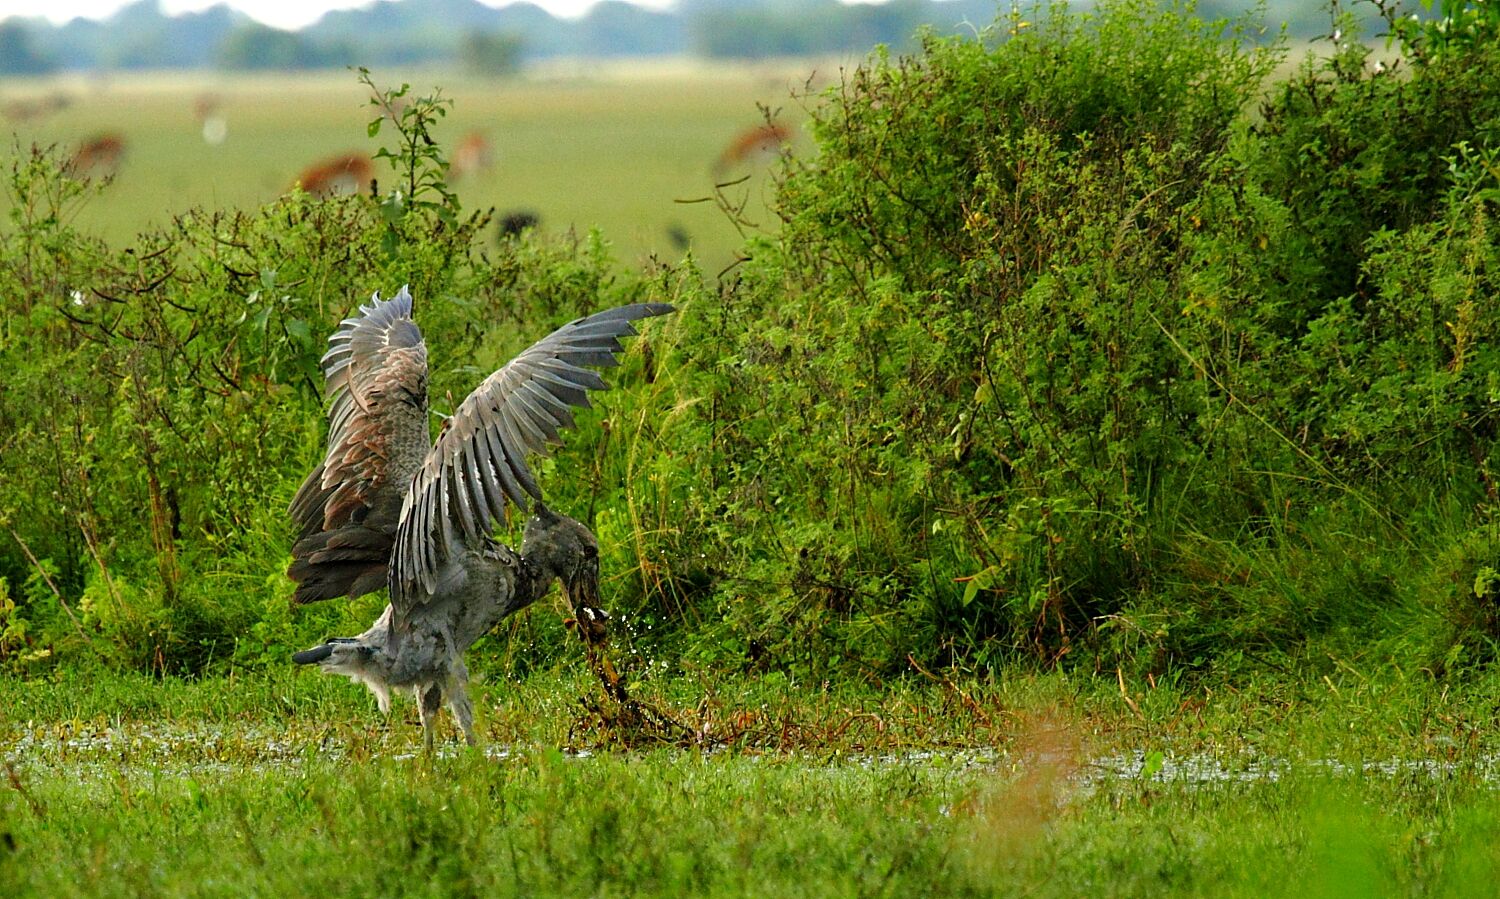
[5,721,1496,787]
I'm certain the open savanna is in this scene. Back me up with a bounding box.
[0,61,821,268]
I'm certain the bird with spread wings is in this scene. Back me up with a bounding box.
[286,286,672,750]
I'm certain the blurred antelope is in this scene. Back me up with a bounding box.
[192,92,221,123]
[67,133,125,178]
[713,122,791,178]
[450,131,493,181]
[293,153,374,198]
[3,92,70,124]
[194,92,228,145]
[498,209,540,239]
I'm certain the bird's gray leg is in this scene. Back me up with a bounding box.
[448,681,476,747]
[418,684,443,754]
[446,661,476,746]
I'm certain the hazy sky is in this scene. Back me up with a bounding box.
[3,0,682,30]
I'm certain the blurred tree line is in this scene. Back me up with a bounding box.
[0,0,1413,76]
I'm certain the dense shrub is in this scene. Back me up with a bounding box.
[605,0,1500,679]
[616,1,1293,673]
[1248,12,1500,316]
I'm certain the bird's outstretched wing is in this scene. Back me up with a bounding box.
[287,287,433,604]
[390,302,674,599]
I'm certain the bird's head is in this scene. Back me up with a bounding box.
[292,637,377,671]
[522,504,607,641]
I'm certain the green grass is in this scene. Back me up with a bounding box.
[1,64,817,269]
[5,668,1500,896]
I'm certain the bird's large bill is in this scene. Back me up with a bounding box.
[563,566,610,645]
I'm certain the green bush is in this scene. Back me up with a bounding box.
[602,0,1500,679]
[1248,10,1500,313]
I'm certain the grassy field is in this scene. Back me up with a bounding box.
[0,62,824,270]
[5,668,1500,896]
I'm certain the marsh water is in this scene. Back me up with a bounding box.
[5,721,1495,788]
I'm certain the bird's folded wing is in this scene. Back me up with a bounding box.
[390,302,674,602]
[287,286,432,604]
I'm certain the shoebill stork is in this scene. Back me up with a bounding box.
[286,286,672,750]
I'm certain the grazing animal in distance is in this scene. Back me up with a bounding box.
[3,92,70,124]
[292,153,374,198]
[713,122,791,178]
[194,92,228,145]
[288,286,673,750]
[498,209,541,239]
[67,133,126,178]
[192,92,221,123]
[450,131,494,181]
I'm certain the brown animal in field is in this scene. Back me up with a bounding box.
[2,101,40,124]
[66,133,126,178]
[713,122,791,178]
[292,153,375,198]
[194,93,228,145]
[193,93,221,123]
[450,131,493,181]
[3,92,70,124]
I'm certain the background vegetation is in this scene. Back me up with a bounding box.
[0,0,1011,74]
[1,0,1498,696]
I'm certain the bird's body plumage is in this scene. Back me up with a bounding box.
[287,286,671,749]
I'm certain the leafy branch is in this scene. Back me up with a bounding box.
[357,67,461,246]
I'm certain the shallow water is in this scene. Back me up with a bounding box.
[5,721,1497,788]
[1084,748,1500,786]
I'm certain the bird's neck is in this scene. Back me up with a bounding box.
[516,555,557,612]
[447,550,556,655]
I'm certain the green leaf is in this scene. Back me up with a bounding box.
[1473,566,1499,599]
[286,318,311,344]
[367,118,382,138]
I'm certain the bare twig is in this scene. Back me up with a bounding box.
[78,517,126,621]
[8,528,89,643]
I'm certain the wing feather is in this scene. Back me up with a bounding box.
[286,287,432,604]
[480,420,530,513]
[390,301,673,601]
[494,404,543,499]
